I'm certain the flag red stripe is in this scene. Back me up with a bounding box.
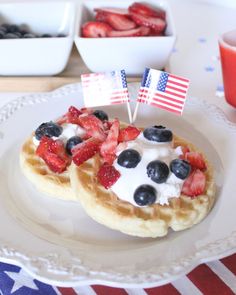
[153,92,185,103]
[169,74,190,83]
[164,90,186,99]
[110,94,129,100]
[220,253,236,275]
[138,88,186,102]
[148,101,182,114]
[92,285,128,295]
[57,287,78,295]
[152,97,183,110]
[187,264,235,295]
[166,85,187,93]
[167,80,189,88]
[111,100,130,104]
[138,93,184,108]
[145,284,181,295]
[82,73,102,78]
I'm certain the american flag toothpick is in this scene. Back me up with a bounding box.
[81,70,132,123]
[132,68,190,123]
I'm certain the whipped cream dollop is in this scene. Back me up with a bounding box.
[112,133,183,206]
[33,123,86,146]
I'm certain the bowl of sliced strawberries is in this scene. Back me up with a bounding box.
[74,0,176,75]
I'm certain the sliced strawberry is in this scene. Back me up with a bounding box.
[107,26,150,37]
[49,139,71,165]
[56,114,68,125]
[148,29,165,36]
[56,106,82,125]
[72,139,100,166]
[80,107,93,115]
[36,136,54,157]
[185,151,207,171]
[128,2,166,20]
[181,169,206,197]
[100,119,120,164]
[43,152,68,173]
[68,106,82,116]
[179,145,190,160]
[94,7,129,16]
[118,125,141,142]
[103,120,113,131]
[181,146,190,156]
[82,21,112,38]
[79,114,106,141]
[36,136,70,173]
[97,163,120,189]
[130,13,166,33]
[95,11,136,31]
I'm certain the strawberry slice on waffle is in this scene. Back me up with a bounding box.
[79,114,106,141]
[72,139,101,166]
[97,163,121,189]
[36,136,70,173]
[118,125,141,142]
[181,169,206,197]
[100,119,120,164]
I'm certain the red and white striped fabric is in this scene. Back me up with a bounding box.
[54,254,236,295]
[137,68,189,115]
[81,70,129,108]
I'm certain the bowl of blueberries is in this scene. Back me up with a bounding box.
[0,1,75,75]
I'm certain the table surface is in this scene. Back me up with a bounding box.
[0,0,236,294]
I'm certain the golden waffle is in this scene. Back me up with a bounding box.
[20,135,76,201]
[69,135,216,238]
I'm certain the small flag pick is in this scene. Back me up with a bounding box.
[81,70,132,123]
[132,68,190,122]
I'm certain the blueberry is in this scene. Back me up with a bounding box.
[35,121,63,140]
[0,26,7,33]
[4,33,19,39]
[7,24,19,33]
[19,29,30,36]
[1,24,11,31]
[93,110,108,121]
[170,159,191,180]
[23,33,36,38]
[147,160,169,183]
[117,149,141,168]
[66,136,83,155]
[57,33,66,37]
[41,34,52,38]
[134,184,157,206]
[143,126,173,142]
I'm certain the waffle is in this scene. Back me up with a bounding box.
[69,135,216,238]
[20,135,76,201]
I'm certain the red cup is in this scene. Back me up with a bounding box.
[219,30,236,108]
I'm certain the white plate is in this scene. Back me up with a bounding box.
[0,83,235,288]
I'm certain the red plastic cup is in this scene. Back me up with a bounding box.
[219,30,236,107]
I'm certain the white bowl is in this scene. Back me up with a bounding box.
[0,1,75,76]
[74,0,176,76]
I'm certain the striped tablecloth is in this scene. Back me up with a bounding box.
[0,253,235,295]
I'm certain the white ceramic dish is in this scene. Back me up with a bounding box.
[0,1,75,76]
[0,83,235,288]
[74,0,176,76]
